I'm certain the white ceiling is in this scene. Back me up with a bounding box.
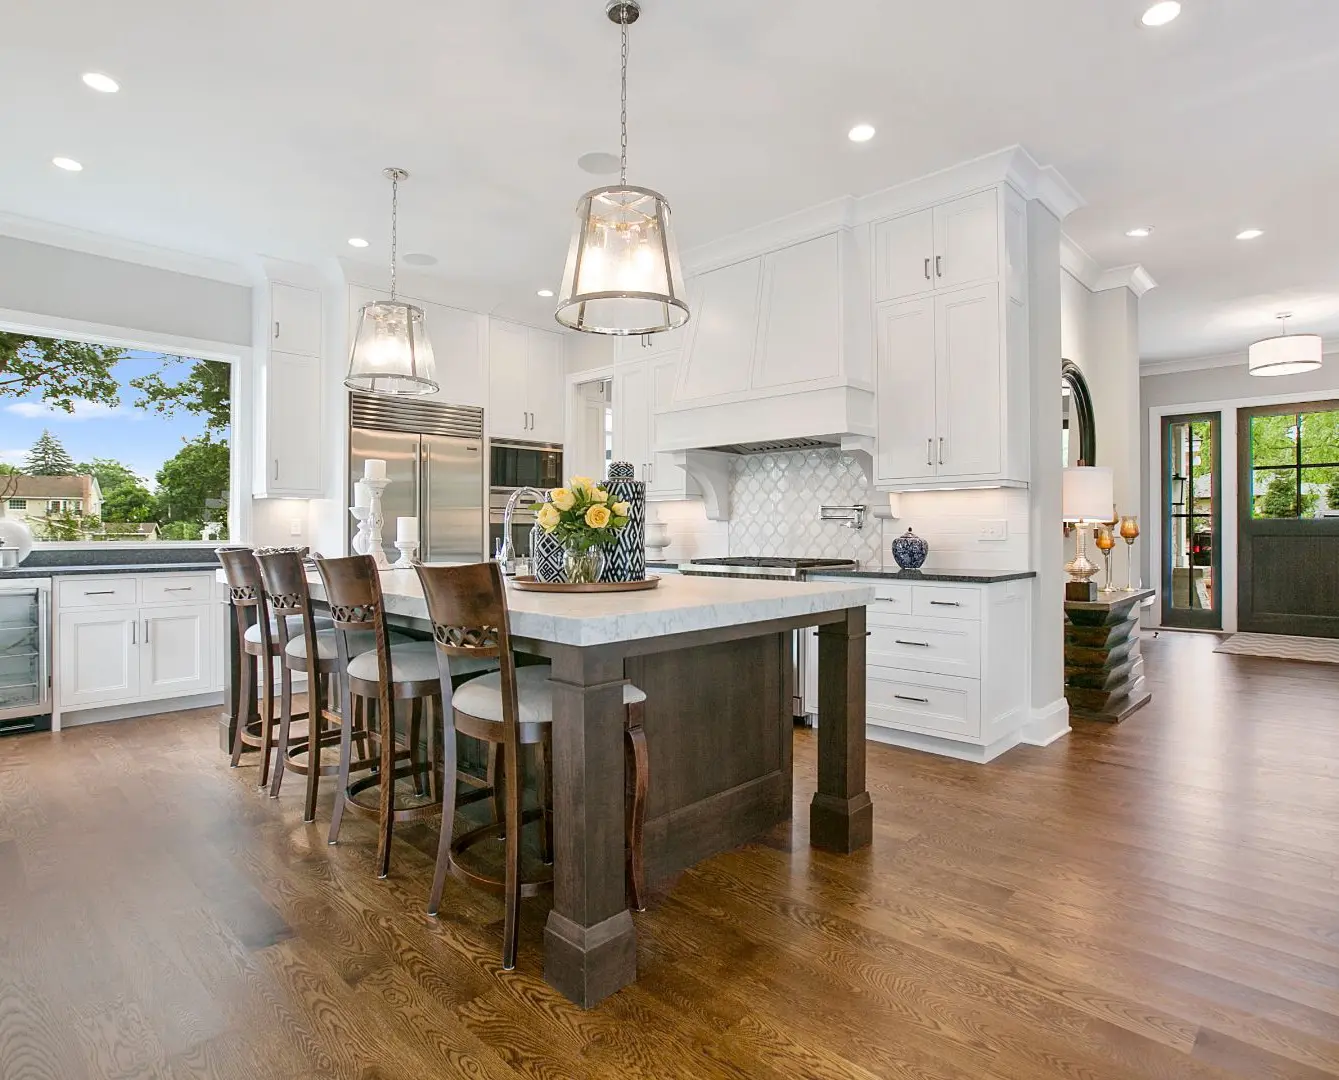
[3,0,1338,362]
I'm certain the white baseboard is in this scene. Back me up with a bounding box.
[866,724,1025,764]
[58,691,225,729]
[1021,697,1071,746]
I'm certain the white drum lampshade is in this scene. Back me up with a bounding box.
[1062,466,1114,524]
[1248,330,1322,377]
[345,299,437,395]
[555,185,689,335]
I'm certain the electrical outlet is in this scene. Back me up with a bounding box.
[980,519,1008,542]
[289,519,303,537]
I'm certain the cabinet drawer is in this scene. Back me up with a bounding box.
[57,577,137,609]
[867,667,980,740]
[869,617,980,679]
[870,582,913,614]
[912,585,981,621]
[141,574,214,605]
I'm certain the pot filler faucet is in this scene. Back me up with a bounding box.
[497,486,547,575]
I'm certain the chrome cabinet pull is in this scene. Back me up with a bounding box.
[273,320,280,340]
[84,589,116,596]
[164,586,192,592]
[930,600,961,607]
[923,257,931,281]
[131,621,137,645]
[926,438,933,466]
[144,619,150,644]
[895,693,929,704]
[894,639,930,647]
[935,256,943,278]
[273,458,279,482]
[938,436,945,465]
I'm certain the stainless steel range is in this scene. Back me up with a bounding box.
[679,556,858,719]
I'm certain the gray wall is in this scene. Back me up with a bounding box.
[0,236,252,346]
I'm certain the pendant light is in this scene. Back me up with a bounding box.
[344,168,438,395]
[555,1,689,336]
[1248,313,1323,377]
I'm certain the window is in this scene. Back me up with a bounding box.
[1248,404,1339,520]
[0,333,231,543]
[1162,413,1221,627]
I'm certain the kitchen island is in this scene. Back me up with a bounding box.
[222,569,875,1006]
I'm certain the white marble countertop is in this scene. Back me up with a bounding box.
[304,568,876,648]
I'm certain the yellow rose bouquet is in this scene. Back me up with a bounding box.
[531,477,631,581]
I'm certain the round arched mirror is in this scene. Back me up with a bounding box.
[1062,359,1096,467]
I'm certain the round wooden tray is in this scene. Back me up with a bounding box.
[511,575,661,594]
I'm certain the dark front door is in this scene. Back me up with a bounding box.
[1162,413,1222,629]
[1238,400,1339,638]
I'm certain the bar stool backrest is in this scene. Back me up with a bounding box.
[313,554,394,704]
[216,547,272,653]
[413,562,520,739]
[255,550,320,660]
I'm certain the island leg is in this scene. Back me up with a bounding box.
[543,644,637,1007]
[811,606,873,853]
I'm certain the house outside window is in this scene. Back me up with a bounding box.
[6,498,23,510]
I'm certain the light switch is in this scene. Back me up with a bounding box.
[290,519,303,537]
[980,519,1008,541]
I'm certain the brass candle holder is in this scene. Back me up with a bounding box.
[1095,525,1119,594]
[1118,515,1140,591]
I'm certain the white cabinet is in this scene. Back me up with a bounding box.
[874,190,999,303]
[488,321,566,443]
[674,258,762,403]
[615,324,685,363]
[270,283,322,355]
[646,354,695,500]
[874,183,1028,491]
[256,279,323,499]
[57,607,140,708]
[753,232,842,391]
[54,574,219,717]
[613,354,697,500]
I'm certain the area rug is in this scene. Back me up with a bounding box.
[1215,633,1339,664]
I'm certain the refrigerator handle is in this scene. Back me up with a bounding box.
[38,585,52,704]
[420,440,430,557]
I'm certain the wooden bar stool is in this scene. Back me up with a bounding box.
[255,550,382,820]
[315,554,487,880]
[218,548,332,788]
[414,561,651,971]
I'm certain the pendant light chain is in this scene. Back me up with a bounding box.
[389,170,399,300]
[619,10,629,185]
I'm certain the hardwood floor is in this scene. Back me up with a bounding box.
[2,630,1338,1079]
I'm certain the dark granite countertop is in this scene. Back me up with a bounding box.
[0,562,220,580]
[808,567,1038,584]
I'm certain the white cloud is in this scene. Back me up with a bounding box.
[0,448,26,467]
[5,399,127,421]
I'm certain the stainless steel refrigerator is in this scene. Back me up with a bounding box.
[348,392,486,564]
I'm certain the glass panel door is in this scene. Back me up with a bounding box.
[1162,413,1221,629]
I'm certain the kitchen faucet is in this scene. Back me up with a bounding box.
[497,486,547,575]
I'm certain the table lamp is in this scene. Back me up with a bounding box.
[1062,466,1114,602]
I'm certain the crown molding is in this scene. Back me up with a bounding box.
[1142,342,1336,377]
[1060,234,1103,290]
[0,212,252,286]
[1094,264,1158,297]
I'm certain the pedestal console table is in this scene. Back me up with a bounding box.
[1063,589,1155,722]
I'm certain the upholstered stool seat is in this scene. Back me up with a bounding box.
[244,614,333,645]
[284,628,410,662]
[452,665,645,728]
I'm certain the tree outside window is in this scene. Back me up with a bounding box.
[1250,407,1339,519]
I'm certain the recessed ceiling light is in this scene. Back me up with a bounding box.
[347,237,369,248]
[1236,228,1264,240]
[848,123,876,143]
[52,157,83,172]
[1125,226,1154,238]
[1141,2,1181,27]
[537,289,555,298]
[81,72,120,93]
[401,252,438,266]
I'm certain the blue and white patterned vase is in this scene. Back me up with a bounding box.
[891,527,928,570]
[601,471,646,582]
[607,460,636,480]
[531,495,566,583]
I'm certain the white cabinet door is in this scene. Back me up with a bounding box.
[875,298,937,483]
[141,604,213,699]
[57,607,140,708]
[421,301,487,409]
[874,208,935,302]
[675,258,761,402]
[646,353,695,499]
[270,283,322,355]
[526,329,566,444]
[936,284,1001,478]
[488,321,530,440]
[752,233,841,391]
[263,351,322,496]
[612,361,652,481]
[933,191,998,293]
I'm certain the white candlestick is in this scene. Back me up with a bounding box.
[363,458,387,481]
[361,476,392,569]
[396,516,418,543]
[353,479,371,509]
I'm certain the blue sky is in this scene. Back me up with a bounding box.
[0,350,226,490]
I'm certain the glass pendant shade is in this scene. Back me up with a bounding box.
[345,299,437,395]
[555,185,689,336]
[1248,332,1323,377]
